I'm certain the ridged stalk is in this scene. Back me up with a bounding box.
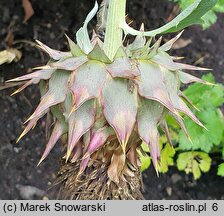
[103,0,126,60]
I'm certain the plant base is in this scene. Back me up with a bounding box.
[53,159,144,200]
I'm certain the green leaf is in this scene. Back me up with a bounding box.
[214,0,224,12]
[140,153,151,172]
[201,10,217,29]
[178,74,224,152]
[184,74,224,109]
[179,109,224,152]
[158,143,176,173]
[222,142,224,159]
[139,143,151,171]
[176,0,223,29]
[141,142,150,153]
[76,1,98,54]
[122,0,217,36]
[177,151,212,180]
[217,163,224,176]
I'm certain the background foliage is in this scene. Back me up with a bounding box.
[170,0,224,29]
[141,74,224,179]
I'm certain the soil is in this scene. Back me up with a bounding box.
[0,0,223,200]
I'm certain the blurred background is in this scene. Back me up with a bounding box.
[0,0,223,200]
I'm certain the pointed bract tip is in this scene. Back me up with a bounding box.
[76,169,83,180]
[198,121,208,131]
[190,104,200,112]
[188,136,193,145]
[156,37,162,44]
[172,56,185,60]
[35,39,41,44]
[205,81,216,86]
[37,157,45,167]
[203,125,209,131]
[16,130,27,143]
[10,84,28,96]
[180,29,185,34]
[121,138,129,154]
[10,90,19,96]
[32,65,51,70]
[173,110,183,120]
[68,105,76,118]
[65,148,72,163]
[121,144,126,154]
[155,165,159,177]
[82,152,90,160]
[24,115,33,124]
[6,78,18,83]
[35,45,43,51]
[140,23,145,32]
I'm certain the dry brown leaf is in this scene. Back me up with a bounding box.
[167,5,180,22]
[22,0,34,23]
[172,38,192,50]
[4,31,15,47]
[107,147,125,184]
[0,49,22,65]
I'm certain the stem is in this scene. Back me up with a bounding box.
[104,0,126,60]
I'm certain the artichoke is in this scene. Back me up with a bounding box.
[7,26,212,185]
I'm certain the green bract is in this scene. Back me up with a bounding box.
[7,27,212,182]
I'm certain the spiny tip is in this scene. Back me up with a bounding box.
[193,105,200,112]
[188,136,193,145]
[173,110,183,120]
[203,125,209,131]
[82,153,89,160]
[16,130,27,143]
[37,157,45,167]
[65,149,72,163]
[32,65,51,70]
[68,105,76,117]
[10,90,19,96]
[121,138,128,154]
[24,115,33,124]
[155,165,159,177]
[121,144,126,154]
[205,81,216,86]
[6,78,18,83]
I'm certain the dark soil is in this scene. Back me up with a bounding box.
[0,0,223,200]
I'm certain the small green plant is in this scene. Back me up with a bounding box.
[218,163,224,176]
[177,151,212,179]
[141,74,224,180]
[171,0,224,29]
[3,0,219,199]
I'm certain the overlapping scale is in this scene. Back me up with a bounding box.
[101,78,138,152]
[6,32,212,180]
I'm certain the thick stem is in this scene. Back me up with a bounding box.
[103,0,126,60]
